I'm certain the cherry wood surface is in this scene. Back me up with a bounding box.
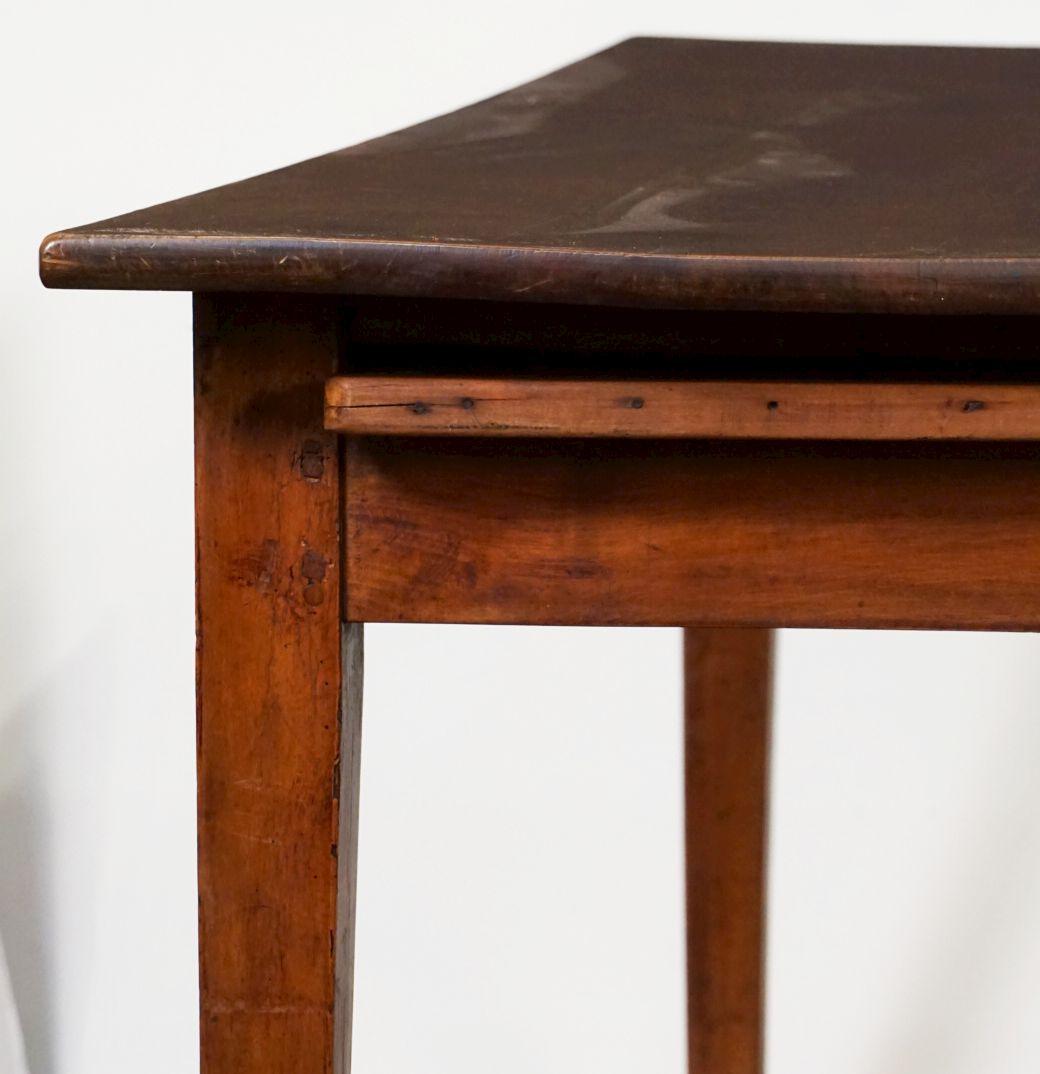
[194,294,355,1074]
[345,437,1040,630]
[40,37,1040,315]
[685,628,772,1074]
[326,376,1040,440]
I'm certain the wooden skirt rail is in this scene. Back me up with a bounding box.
[344,437,1040,630]
[326,376,1040,440]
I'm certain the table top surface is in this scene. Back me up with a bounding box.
[40,36,1040,315]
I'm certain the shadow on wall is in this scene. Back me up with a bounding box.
[0,863,29,1074]
[0,695,51,1074]
[0,616,114,1074]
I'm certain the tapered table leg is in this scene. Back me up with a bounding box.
[194,294,362,1074]
[684,628,774,1074]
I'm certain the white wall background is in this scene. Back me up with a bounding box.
[4,3,1040,1072]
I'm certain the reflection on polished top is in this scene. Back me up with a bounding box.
[39,37,1040,314]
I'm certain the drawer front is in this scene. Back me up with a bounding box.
[343,437,1040,630]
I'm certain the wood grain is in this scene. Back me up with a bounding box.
[326,376,1040,440]
[345,437,1040,629]
[195,294,354,1074]
[685,628,772,1074]
[40,38,1040,316]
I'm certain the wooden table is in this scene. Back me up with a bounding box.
[41,36,1040,1074]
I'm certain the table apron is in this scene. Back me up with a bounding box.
[343,437,1040,630]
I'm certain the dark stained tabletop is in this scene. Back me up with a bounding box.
[40,37,1040,315]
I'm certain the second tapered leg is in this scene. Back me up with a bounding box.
[684,628,774,1074]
